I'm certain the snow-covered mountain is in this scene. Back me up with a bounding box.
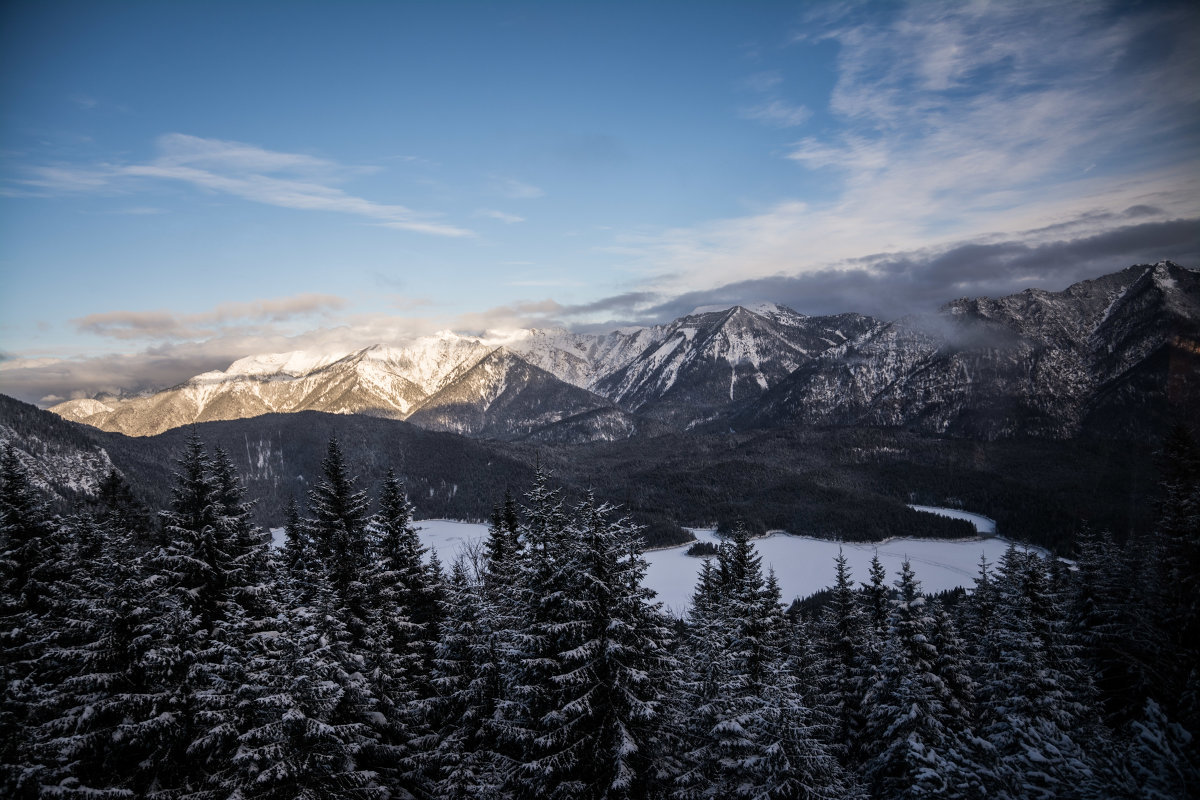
[404,348,626,440]
[51,303,863,439]
[48,263,1199,442]
[593,306,878,427]
[50,333,496,437]
[739,262,1200,439]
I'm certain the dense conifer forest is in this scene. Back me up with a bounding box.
[1,430,1197,798]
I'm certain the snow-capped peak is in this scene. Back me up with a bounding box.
[1151,261,1178,292]
[686,301,800,320]
[63,398,113,416]
[225,350,346,378]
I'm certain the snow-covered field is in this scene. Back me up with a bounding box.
[416,510,1041,616]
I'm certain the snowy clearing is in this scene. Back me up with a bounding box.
[415,516,1043,617]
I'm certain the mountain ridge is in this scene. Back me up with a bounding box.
[46,262,1199,442]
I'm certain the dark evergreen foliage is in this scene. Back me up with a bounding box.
[3,431,1197,799]
[306,437,373,641]
[1,445,63,798]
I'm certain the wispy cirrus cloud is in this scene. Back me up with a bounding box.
[740,99,811,128]
[477,208,525,224]
[494,176,545,199]
[742,71,782,93]
[13,133,475,237]
[630,0,1200,303]
[739,66,810,128]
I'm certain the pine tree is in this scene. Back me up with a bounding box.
[974,545,1097,799]
[484,488,522,577]
[860,560,984,800]
[286,439,388,794]
[306,438,372,642]
[188,446,282,798]
[373,469,439,681]
[157,432,229,632]
[0,445,63,797]
[818,551,869,765]
[280,497,318,606]
[519,494,674,799]
[425,560,507,799]
[861,553,889,636]
[671,556,724,795]
[676,525,849,799]
[1147,425,1200,733]
[211,445,274,620]
[1069,528,1131,724]
[35,541,165,798]
[231,574,384,800]
[93,467,154,549]
[33,457,245,799]
[133,434,255,796]
[500,469,572,795]
[1120,697,1200,800]
[360,469,438,794]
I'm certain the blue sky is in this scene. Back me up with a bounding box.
[1,0,1198,404]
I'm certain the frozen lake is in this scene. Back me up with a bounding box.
[416,508,1038,616]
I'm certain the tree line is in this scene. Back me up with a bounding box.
[1,429,1197,798]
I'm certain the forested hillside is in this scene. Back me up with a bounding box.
[1,429,1197,798]
[0,394,1166,553]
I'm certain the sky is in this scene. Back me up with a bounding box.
[1,0,1198,406]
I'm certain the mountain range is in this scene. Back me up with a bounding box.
[48,262,1200,442]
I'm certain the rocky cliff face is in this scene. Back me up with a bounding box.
[48,263,1199,442]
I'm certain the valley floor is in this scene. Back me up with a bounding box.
[415,505,1041,615]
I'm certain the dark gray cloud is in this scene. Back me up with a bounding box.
[632,218,1200,323]
[492,218,1200,330]
[72,293,347,341]
[558,292,660,317]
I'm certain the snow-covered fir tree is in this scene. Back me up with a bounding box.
[817,551,869,768]
[676,525,851,800]
[424,559,509,799]
[1,445,66,798]
[973,545,1098,799]
[306,437,373,642]
[280,496,319,606]
[360,468,440,793]
[231,575,385,799]
[3,430,1197,799]
[859,559,982,799]
[524,494,674,799]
